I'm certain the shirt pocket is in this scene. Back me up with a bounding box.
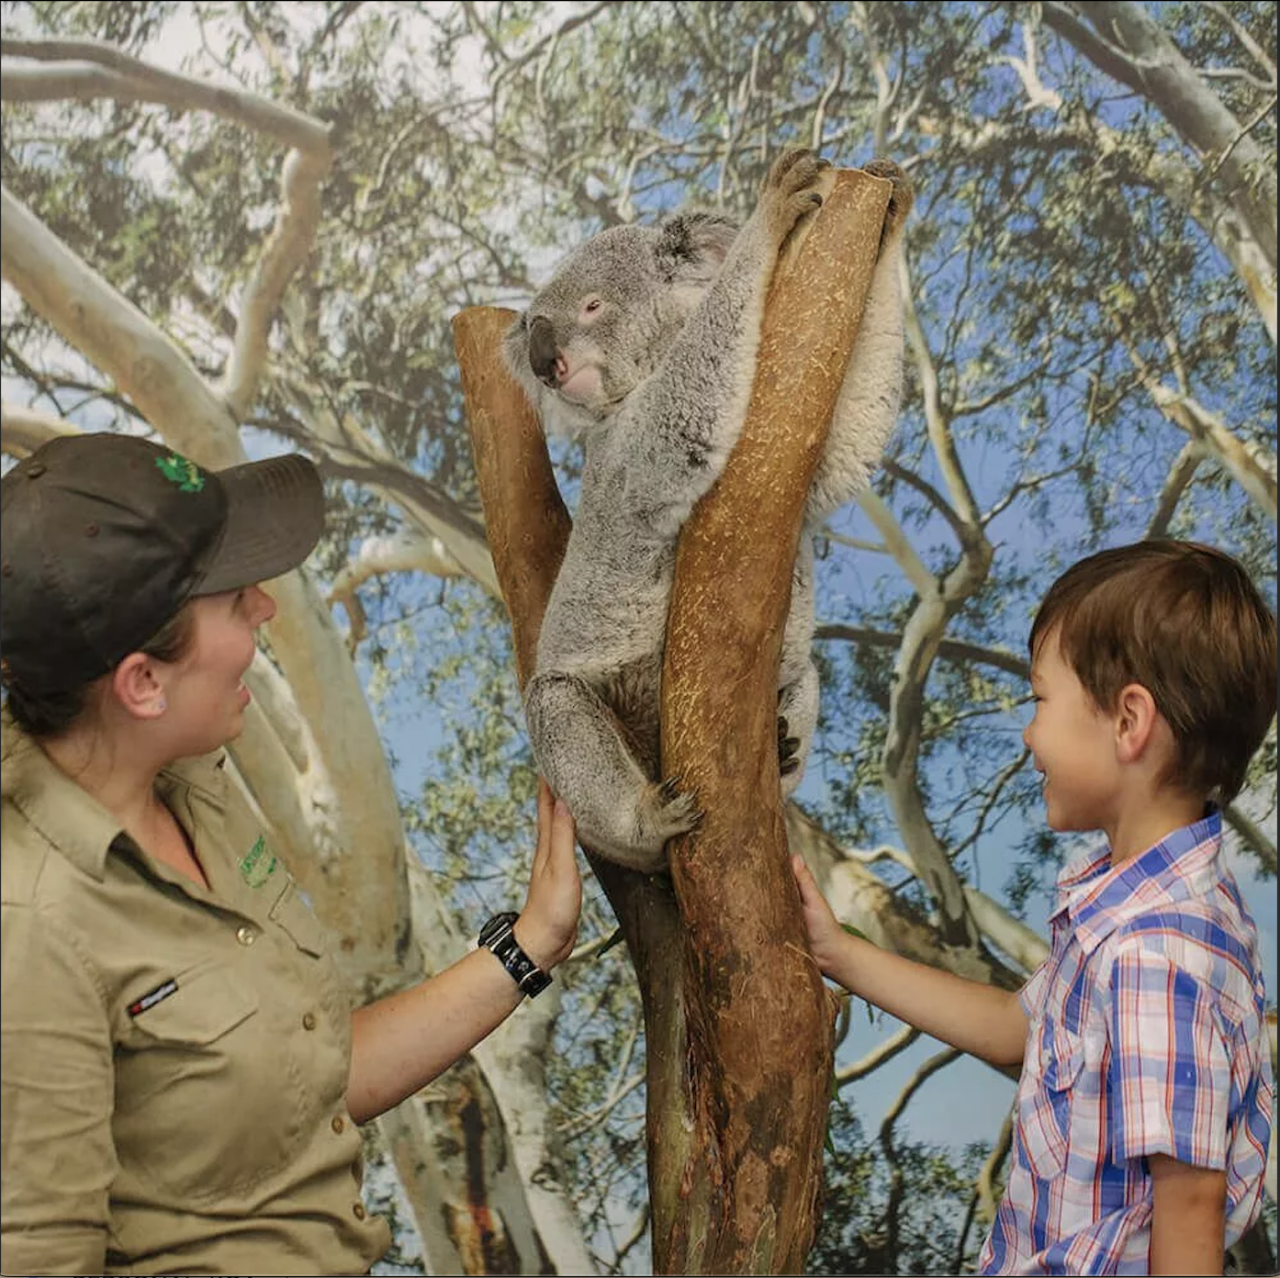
[127,964,259,1047]
[115,962,296,1201]
[1019,1019,1085,1183]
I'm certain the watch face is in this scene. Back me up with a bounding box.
[479,911,518,947]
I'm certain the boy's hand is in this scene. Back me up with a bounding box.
[791,853,847,977]
[514,780,582,972]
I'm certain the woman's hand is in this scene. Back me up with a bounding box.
[513,780,582,972]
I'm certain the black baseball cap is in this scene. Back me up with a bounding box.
[1,432,325,697]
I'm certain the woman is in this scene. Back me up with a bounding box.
[0,432,581,1276]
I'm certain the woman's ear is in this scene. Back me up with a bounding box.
[111,652,168,720]
[1113,681,1159,764]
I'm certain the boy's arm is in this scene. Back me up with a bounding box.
[1149,1154,1226,1276]
[792,855,1028,1067]
[1109,931,1243,1276]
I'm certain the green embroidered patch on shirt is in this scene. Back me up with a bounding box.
[239,835,278,888]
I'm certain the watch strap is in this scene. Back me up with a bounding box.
[478,912,552,998]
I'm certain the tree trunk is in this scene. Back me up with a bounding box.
[454,164,895,1275]
[656,168,892,1274]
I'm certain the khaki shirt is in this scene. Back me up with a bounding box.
[1,714,391,1275]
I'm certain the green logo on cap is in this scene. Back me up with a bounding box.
[239,835,278,888]
[155,453,205,492]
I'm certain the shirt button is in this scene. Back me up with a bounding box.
[352,1202,366,1221]
[302,1011,317,1031]
[331,1115,345,1134]
[236,925,258,946]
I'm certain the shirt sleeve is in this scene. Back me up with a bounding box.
[1017,955,1051,1021]
[1107,932,1231,1169]
[1,902,115,1276]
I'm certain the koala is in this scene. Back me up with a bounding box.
[504,148,912,872]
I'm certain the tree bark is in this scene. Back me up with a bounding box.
[455,164,896,1275]
[657,168,891,1274]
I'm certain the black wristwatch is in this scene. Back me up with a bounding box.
[478,911,552,998]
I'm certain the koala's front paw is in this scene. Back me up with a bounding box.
[759,147,830,246]
[862,158,914,248]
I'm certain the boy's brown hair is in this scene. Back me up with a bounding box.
[1029,540,1277,804]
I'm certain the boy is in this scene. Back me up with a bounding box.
[793,540,1276,1275]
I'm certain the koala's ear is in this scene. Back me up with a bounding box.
[654,212,739,283]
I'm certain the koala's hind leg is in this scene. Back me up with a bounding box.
[525,671,698,873]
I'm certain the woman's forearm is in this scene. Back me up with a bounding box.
[346,948,525,1124]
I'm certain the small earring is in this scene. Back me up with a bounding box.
[156,697,167,714]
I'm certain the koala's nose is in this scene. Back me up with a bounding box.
[528,317,559,385]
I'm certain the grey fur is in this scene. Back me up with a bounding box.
[504,150,913,872]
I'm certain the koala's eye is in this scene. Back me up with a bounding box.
[580,296,604,321]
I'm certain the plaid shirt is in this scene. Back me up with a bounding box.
[980,809,1272,1275]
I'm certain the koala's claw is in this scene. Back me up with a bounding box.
[862,157,915,245]
[767,147,810,183]
[777,714,802,776]
[649,775,700,836]
[760,147,829,243]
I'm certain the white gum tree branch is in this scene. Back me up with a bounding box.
[327,525,475,650]
[814,622,1029,679]
[1130,361,1277,520]
[856,485,937,597]
[0,37,332,153]
[849,844,1049,978]
[1203,1,1277,83]
[1,39,333,424]
[2,186,247,468]
[872,252,995,951]
[1042,1,1277,326]
[836,1024,921,1088]
[977,1112,1014,1225]
[1224,807,1278,876]
[0,401,78,454]
[880,1047,963,1137]
[786,806,1022,990]
[941,17,1276,343]
[1146,439,1204,537]
[273,378,500,594]
[219,145,332,418]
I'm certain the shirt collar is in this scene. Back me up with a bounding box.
[1049,808,1223,955]
[2,708,227,881]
